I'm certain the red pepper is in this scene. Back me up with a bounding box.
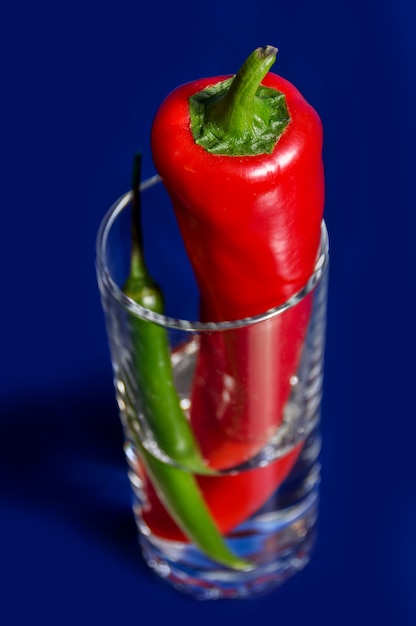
[148,47,324,535]
[151,46,324,459]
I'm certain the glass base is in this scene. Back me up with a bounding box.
[123,415,322,598]
[126,426,321,600]
[137,490,318,600]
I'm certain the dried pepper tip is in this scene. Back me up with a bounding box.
[258,44,278,58]
[189,45,290,156]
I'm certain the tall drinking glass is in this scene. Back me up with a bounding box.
[96,177,329,599]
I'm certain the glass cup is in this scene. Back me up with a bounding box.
[96,177,329,599]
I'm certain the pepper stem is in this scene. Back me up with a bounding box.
[129,152,148,281]
[210,46,277,137]
[189,45,290,156]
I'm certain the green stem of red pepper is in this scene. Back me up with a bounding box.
[190,45,290,155]
[122,154,252,571]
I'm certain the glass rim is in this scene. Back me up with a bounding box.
[96,175,329,332]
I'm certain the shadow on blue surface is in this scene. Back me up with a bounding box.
[0,381,144,570]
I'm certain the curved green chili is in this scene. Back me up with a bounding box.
[123,274,211,473]
[123,154,252,570]
[123,153,210,473]
[139,442,253,571]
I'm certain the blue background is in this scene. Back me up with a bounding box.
[1,1,415,624]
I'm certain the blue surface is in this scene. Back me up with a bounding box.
[1,1,415,624]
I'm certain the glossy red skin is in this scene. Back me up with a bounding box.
[149,71,325,531]
[190,294,312,469]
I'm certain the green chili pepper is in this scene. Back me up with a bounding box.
[122,154,252,571]
[123,154,209,473]
[123,275,210,473]
[139,443,253,571]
